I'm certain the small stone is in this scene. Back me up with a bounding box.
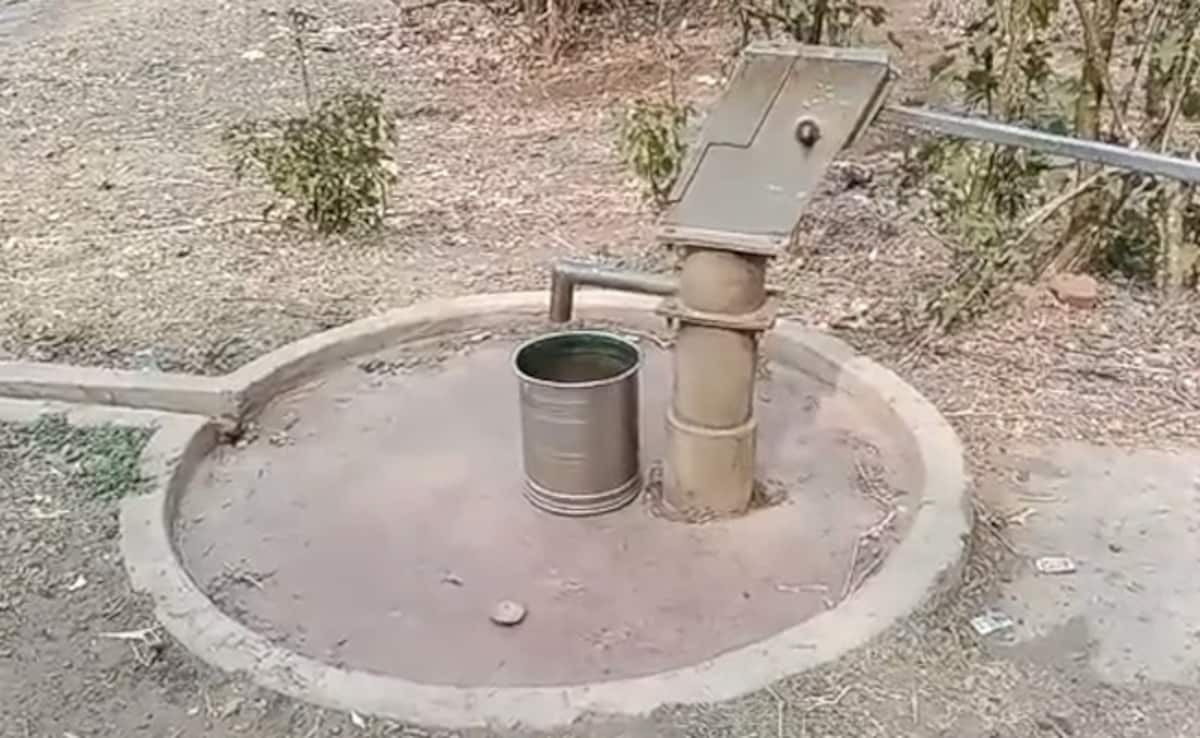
[1048,273,1099,309]
[489,600,526,626]
[1108,542,1123,553]
[833,161,874,189]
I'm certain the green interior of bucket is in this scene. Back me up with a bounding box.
[515,332,640,384]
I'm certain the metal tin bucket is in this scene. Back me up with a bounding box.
[513,331,642,516]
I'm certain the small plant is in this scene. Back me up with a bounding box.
[23,414,153,500]
[223,7,398,235]
[617,98,691,208]
[226,90,398,234]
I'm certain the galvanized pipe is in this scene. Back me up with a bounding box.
[549,260,678,323]
[881,105,1200,184]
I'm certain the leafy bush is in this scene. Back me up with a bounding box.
[225,89,397,234]
[910,0,1200,333]
[617,98,691,208]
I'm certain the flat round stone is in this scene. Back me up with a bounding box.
[490,600,527,626]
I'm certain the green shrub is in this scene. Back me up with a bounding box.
[617,98,691,208]
[225,89,398,234]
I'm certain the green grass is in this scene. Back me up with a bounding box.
[22,414,154,499]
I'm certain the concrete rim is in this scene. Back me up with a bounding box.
[110,290,970,730]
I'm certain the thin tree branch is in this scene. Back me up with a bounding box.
[1118,0,1165,118]
[1020,169,1109,252]
[1071,0,1134,142]
[1153,28,1199,153]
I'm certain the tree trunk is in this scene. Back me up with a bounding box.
[1054,0,1123,276]
[1155,183,1199,291]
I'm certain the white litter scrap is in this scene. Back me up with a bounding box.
[970,609,1015,636]
[1035,556,1077,574]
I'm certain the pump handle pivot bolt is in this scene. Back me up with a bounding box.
[794,117,821,147]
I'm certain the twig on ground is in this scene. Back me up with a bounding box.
[222,562,272,589]
[766,685,788,738]
[854,459,894,510]
[101,594,130,619]
[390,0,459,11]
[97,627,159,641]
[864,509,897,540]
[803,685,855,712]
[304,712,323,738]
[839,539,861,602]
[840,507,897,601]
[850,549,886,593]
[943,408,1057,423]
[99,626,165,666]
[972,499,1020,556]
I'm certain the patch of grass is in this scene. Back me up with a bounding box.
[22,414,154,499]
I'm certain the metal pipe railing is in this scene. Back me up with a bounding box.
[880,105,1200,184]
[549,260,677,323]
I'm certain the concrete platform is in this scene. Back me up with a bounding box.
[175,337,918,686]
[981,442,1200,686]
[101,291,969,729]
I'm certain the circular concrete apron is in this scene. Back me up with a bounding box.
[119,291,970,729]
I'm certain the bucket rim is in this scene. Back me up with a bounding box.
[512,330,643,390]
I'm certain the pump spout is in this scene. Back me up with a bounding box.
[549,260,678,323]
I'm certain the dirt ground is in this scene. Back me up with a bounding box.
[0,0,968,376]
[3,0,1200,735]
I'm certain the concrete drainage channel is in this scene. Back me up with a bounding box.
[0,290,970,730]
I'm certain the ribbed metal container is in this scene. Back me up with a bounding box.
[513,331,642,516]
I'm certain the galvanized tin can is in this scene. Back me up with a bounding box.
[513,331,642,516]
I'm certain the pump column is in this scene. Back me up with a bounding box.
[658,242,778,517]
